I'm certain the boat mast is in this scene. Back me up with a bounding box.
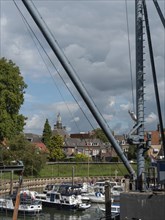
[21,0,136,178]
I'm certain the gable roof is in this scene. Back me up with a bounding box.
[24,133,48,153]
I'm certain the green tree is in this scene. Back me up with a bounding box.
[48,135,65,161]
[0,58,27,142]
[127,145,137,160]
[93,128,111,143]
[42,119,52,147]
[8,134,47,176]
[75,153,89,162]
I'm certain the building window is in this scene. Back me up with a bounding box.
[121,140,125,145]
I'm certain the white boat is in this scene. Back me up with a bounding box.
[93,181,105,194]
[93,181,118,194]
[81,194,90,203]
[35,193,47,200]
[99,204,120,214]
[77,203,91,211]
[80,180,120,204]
[0,193,42,216]
[36,184,85,210]
[111,185,124,196]
[82,192,105,203]
[89,192,105,203]
[40,191,81,209]
[43,184,60,194]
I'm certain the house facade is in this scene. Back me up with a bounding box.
[26,114,164,162]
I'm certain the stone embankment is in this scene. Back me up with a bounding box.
[0,176,124,194]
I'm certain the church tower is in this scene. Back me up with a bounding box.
[52,113,69,138]
[54,113,62,129]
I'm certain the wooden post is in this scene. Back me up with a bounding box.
[125,178,130,192]
[105,181,111,220]
[12,190,20,220]
[12,172,23,220]
[58,161,59,177]
[72,166,74,188]
[9,170,13,195]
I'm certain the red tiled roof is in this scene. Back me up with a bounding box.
[34,142,49,153]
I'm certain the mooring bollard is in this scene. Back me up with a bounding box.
[105,181,111,220]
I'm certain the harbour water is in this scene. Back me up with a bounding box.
[0,204,105,220]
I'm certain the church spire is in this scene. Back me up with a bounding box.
[52,113,69,138]
[57,113,62,124]
[54,113,62,129]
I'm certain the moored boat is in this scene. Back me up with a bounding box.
[98,203,120,214]
[93,181,118,194]
[111,185,124,196]
[87,192,105,203]
[36,184,85,210]
[43,183,60,194]
[0,193,42,216]
[77,202,91,211]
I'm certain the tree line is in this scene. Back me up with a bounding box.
[0,58,47,176]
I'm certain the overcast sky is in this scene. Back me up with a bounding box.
[0,0,165,136]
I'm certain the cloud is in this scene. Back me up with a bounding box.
[145,112,158,124]
[1,1,164,135]
[120,103,130,111]
[71,117,80,122]
[24,93,36,103]
[25,114,45,132]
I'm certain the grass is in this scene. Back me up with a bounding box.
[39,163,137,178]
[0,163,137,180]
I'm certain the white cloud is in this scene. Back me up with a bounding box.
[108,99,115,107]
[24,93,36,103]
[145,112,158,124]
[103,114,114,122]
[25,114,44,132]
[120,103,130,111]
[72,117,80,122]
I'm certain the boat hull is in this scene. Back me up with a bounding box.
[0,208,42,216]
[77,203,91,211]
[0,195,42,217]
[41,200,77,210]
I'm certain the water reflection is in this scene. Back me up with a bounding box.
[39,205,104,220]
[0,204,104,220]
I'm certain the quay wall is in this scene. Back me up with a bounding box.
[120,191,165,220]
[0,176,124,194]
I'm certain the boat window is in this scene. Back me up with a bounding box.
[56,194,60,200]
[47,193,51,198]
[45,185,53,191]
[111,207,116,212]
[110,182,117,187]
[50,193,55,202]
